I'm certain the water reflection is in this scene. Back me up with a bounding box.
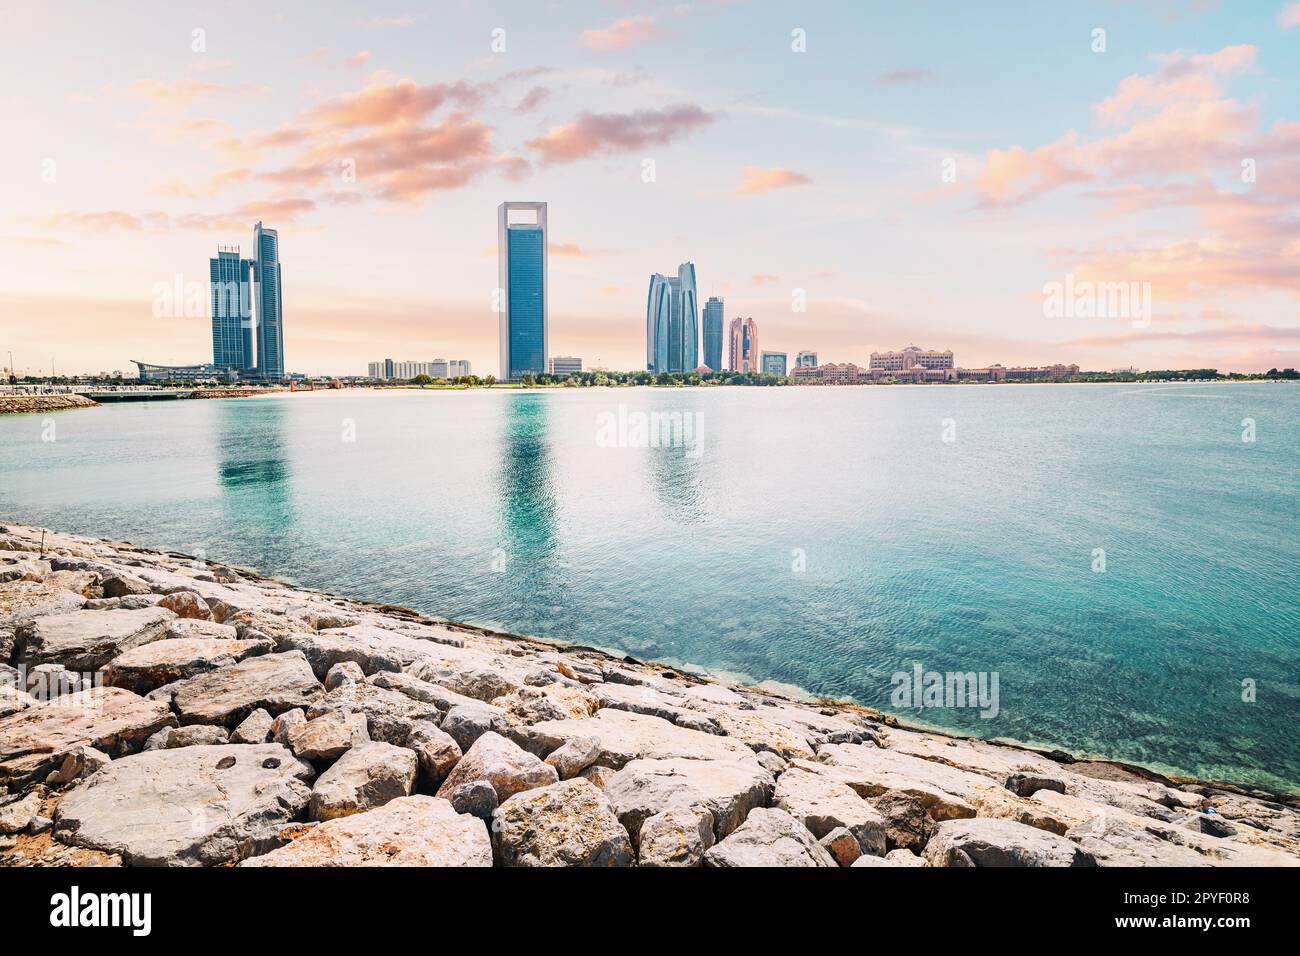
[644,396,714,523]
[497,393,558,563]
[215,398,297,542]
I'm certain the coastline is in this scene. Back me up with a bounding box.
[0,395,98,416]
[3,520,1297,867]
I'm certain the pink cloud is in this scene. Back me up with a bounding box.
[1279,3,1300,28]
[581,16,666,52]
[736,166,812,195]
[527,104,714,163]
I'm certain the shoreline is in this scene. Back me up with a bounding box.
[3,521,1298,867]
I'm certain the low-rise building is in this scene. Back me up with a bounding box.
[548,356,582,375]
[761,351,788,377]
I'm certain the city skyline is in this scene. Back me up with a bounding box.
[4,3,1300,376]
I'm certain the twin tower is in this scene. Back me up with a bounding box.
[646,264,724,374]
[209,221,285,381]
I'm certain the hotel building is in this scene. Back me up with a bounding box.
[498,201,548,382]
[761,351,788,377]
[646,263,699,373]
[728,316,759,373]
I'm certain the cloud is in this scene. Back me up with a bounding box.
[876,68,935,86]
[527,104,714,163]
[346,51,372,67]
[1279,3,1300,28]
[304,78,483,127]
[581,16,667,52]
[514,86,550,112]
[156,167,251,198]
[736,166,812,195]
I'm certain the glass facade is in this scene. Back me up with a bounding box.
[498,202,548,381]
[646,262,698,373]
[702,296,724,371]
[253,222,285,381]
[210,249,251,372]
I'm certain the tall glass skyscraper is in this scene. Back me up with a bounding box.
[498,201,548,381]
[729,316,759,373]
[702,296,724,371]
[253,221,284,381]
[645,262,698,373]
[210,247,252,372]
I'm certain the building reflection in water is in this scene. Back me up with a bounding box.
[496,393,559,571]
[215,397,297,546]
[644,396,714,524]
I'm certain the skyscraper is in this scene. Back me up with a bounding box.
[762,351,788,376]
[210,246,251,373]
[498,201,548,381]
[702,296,724,371]
[645,262,698,373]
[728,317,759,373]
[252,221,284,381]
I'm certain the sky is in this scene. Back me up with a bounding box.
[1,0,1298,376]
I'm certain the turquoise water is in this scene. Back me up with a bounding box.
[2,385,1297,791]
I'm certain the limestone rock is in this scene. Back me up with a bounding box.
[309,741,418,821]
[436,731,558,803]
[54,744,314,866]
[0,581,87,629]
[144,725,231,750]
[277,631,403,681]
[925,818,1097,867]
[100,573,153,598]
[0,789,45,834]
[441,701,514,752]
[405,721,461,790]
[820,826,862,867]
[520,708,755,770]
[306,682,443,747]
[242,795,491,867]
[14,607,174,671]
[871,789,938,851]
[231,708,274,744]
[773,767,887,855]
[171,651,323,727]
[545,735,601,780]
[1006,772,1068,798]
[104,636,273,694]
[604,756,773,848]
[156,591,211,620]
[46,746,111,786]
[0,687,176,785]
[493,778,633,867]
[1,684,34,719]
[165,619,238,641]
[450,780,498,819]
[324,660,365,690]
[637,804,715,867]
[288,712,370,762]
[271,708,307,745]
[408,660,522,703]
[704,807,837,867]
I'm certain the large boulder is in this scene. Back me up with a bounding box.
[288,712,370,762]
[518,708,754,770]
[156,591,211,620]
[924,818,1098,867]
[277,631,404,681]
[0,687,176,785]
[13,607,174,671]
[603,756,773,848]
[104,636,273,694]
[773,767,887,856]
[436,731,558,803]
[309,741,418,821]
[306,682,443,746]
[493,778,634,867]
[165,619,238,641]
[0,581,87,628]
[241,796,491,867]
[54,744,314,866]
[704,807,837,867]
[638,804,715,867]
[170,651,323,727]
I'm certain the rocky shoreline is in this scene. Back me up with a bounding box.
[1,522,1297,867]
[0,395,98,415]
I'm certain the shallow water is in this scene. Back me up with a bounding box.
[2,384,1297,790]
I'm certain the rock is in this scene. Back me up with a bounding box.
[324,661,365,690]
[436,731,558,803]
[104,636,273,694]
[46,746,111,786]
[404,721,461,790]
[1006,772,1068,798]
[820,826,862,867]
[54,744,314,866]
[270,708,307,745]
[171,651,323,727]
[885,848,926,866]
[493,778,633,867]
[144,725,231,750]
[369,671,481,710]
[756,751,788,776]
[519,708,755,770]
[637,804,715,867]
[43,570,101,597]
[408,661,521,703]
[13,607,174,671]
[871,789,938,851]
[100,573,153,598]
[0,685,33,718]
[0,687,176,785]
[288,712,370,762]
[0,789,44,833]
[156,591,211,620]
[700,705,817,759]
[23,663,89,700]
[309,742,418,821]
[242,795,491,867]
[925,818,1097,867]
[604,757,773,848]
[306,682,443,748]
[704,807,837,868]
[773,767,887,856]
[441,701,514,752]
[544,735,601,780]
[278,631,403,681]
[165,619,238,641]
[450,780,498,819]
[1198,814,1238,838]
[0,581,87,629]
[579,765,618,789]
[231,708,275,744]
